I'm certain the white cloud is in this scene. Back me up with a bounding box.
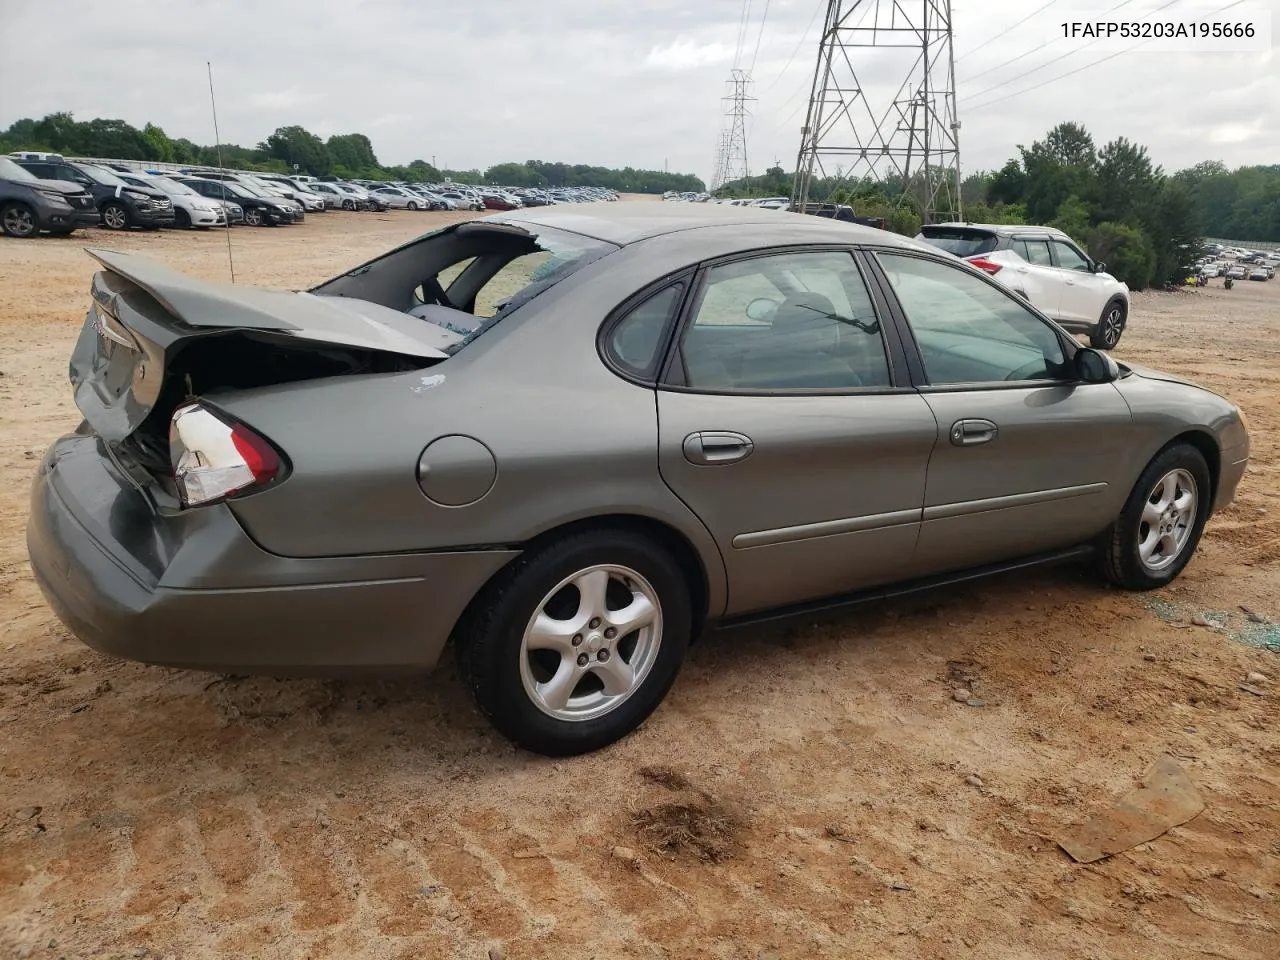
[644,37,735,72]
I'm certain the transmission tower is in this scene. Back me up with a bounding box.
[791,0,963,223]
[711,69,754,191]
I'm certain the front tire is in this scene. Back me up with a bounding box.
[342,199,355,211]
[455,530,692,756]
[1100,443,1211,590]
[0,202,37,238]
[101,202,129,231]
[407,201,418,211]
[244,207,264,227]
[1090,299,1127,350]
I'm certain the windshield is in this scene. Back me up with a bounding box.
[0,157,39,182]
[148,176,195,196]
[917,228,999,258]
[74,163,127,187]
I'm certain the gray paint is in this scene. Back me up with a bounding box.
[27,203,1251,675]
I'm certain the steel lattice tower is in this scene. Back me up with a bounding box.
[791,0,962,222]
[712,69,754,191]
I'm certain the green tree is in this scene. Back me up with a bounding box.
[326,133,379,175]
[142,123,175,162]
[263,125,330,175]
[1049,195,1092,240]
[987,159,1026,205]
[1091,137,1157,224]
[1086,222,1156,290]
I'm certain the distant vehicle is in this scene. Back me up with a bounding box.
[1224,264,1247,280]
[480,190,522,210]
[14,157,175,231]
[115,172,226,230]
[304,182,346,209]
[1248,266,1270,281]
[1200,263,1221,278]
[0,155,100,238]
[917,223,1131,350]
[176,177,293,226]
[329,182,371,211]
[438,189,485,211]
[256,175,326,212]
[371,185,427,210]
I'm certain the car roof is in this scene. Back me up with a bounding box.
[494,201,923,248]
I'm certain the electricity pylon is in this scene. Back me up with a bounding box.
[791,0,963,222]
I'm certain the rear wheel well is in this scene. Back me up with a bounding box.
[449,515,712,650]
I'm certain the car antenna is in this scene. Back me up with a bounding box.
[206,61,235,283]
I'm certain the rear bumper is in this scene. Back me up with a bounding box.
[26,434,519,675]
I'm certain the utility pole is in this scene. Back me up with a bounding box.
[791,0,962,223]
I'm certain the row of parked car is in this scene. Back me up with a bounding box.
[1195,244,1277,282]
[0,151,621,238]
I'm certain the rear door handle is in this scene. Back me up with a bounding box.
[683,431,754,465]
[950,419,998,446]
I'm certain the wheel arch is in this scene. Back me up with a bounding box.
[451,513,714,647]
[1156,429,1220,509]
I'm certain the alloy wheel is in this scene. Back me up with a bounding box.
[2,205,35,237]
[103,205,127,230]
[1101,306,1124,347]
[1138,468,1197,572]
[519,564,663,722]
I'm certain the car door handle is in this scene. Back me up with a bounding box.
[683,431,754,465]
[950,419,999,447]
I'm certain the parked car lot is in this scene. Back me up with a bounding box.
[0,205,1276,958]
[0,155,99,237]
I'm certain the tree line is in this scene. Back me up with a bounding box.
[0,113,705,194]
[719,123,1280,290]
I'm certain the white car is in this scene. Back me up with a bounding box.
[306,182,346,209]
[115,172,226,229]
[371,185,428,210]
[258,176,325,212]
[918,223,1132,350]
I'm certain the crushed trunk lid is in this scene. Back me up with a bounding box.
[72,249,450,444]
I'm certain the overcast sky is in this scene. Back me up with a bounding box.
[1,0,1275,183]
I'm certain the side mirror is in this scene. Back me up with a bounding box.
[745,297,779,322]
[1075,347,1119,384]
[1092,261,1107,274]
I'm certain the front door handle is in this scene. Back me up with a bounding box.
[683,431,754,465]
[950,419,998,447]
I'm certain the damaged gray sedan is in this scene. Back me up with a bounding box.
[27,204,1249,755]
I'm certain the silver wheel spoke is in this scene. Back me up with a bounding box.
[573,569,610,620]
[593,656,636,697]
[606,593,657,638]
[537,661,582,712]
[1141,499,1163,527]
[1173,489,1195,517]
[525,611,582,655]
[1138,527,1161,563]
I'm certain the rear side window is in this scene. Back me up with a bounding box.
[1014,238,1054,265]
[604,283,684,380]
[917,228,999,258]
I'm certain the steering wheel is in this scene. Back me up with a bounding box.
[1005,359,1047,382]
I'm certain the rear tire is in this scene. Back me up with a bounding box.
[1,202,37,238]
[101,202,129,231]
[1100,443,1211,590]
[1090,299,1127,350]
[455,529,692,756]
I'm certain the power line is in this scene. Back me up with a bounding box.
[733,0,755,69]
[962,0,1178,102]
[960,0,1140,86]
[966,0,1245,112]
[749,0,773,74]
[955,0,1063,63]
[758,0,825,95]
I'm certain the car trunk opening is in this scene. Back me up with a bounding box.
[73,251,447,482]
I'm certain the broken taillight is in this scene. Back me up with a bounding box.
[169,403,281,507]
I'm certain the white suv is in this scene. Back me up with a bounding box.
[917,223,1131,350]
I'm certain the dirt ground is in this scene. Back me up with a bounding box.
[1,209,1277,960]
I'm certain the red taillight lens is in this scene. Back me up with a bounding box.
[169,403,281,507]
[967,257,1003,275]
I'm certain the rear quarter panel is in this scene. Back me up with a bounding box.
[217,238,745,615]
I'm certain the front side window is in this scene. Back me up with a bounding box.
[878,253,1068,385]
[1052,240,1092,273]
[678,250,891,391]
